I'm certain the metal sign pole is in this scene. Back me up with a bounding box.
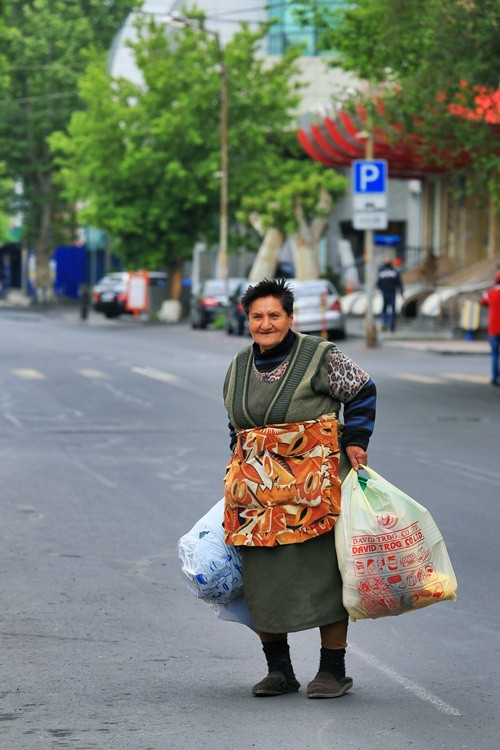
[364,227,376,348]
[352,146,387,348]
[364,133,377,348]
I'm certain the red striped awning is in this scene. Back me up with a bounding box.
[298,87,498,176]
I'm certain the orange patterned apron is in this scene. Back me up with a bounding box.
[223,414,341,547]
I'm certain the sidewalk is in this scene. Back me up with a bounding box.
[346,316,490,355]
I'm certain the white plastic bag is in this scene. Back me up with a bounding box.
[207,594,256,631]
[177,499,243,603]
[336,467,457,621]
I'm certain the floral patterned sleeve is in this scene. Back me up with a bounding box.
[326,345,370,402]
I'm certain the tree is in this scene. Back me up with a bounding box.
[241,163,346,280]
[295,0,499,194]
[0,1,136,299]
[51,20,302,295]
[0,164,14,243]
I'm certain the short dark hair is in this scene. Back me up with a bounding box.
[241,278,294,316]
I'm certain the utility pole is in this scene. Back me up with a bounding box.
[164,13,228,283]
[217,43,229,282]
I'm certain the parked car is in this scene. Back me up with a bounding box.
[93,271,167,319]
[190,277,245,329]
[93,272,129,318]
[290,279,346,340]
[225,280,252,335]
[225,278,346,340]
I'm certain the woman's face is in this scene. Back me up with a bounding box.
[248,296,294,352]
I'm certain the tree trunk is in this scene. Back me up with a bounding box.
[34,174,55,303]
[169,260,184,301]
[249,227,284,281]
[295,235,318,280]
[294,189,332,281]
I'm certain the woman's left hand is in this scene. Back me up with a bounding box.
[346,446,367,472]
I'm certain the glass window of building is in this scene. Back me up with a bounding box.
[268,1,341,56]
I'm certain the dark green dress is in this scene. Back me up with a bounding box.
[224,333,351,633]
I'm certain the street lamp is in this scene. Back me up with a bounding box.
[163,12,228,281]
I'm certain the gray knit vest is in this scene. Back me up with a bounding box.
[224,333,340,431]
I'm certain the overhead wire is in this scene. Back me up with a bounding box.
[0,104,84,123]
[0,91,80,106]
[1,62,89,72]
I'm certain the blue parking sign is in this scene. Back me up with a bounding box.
[353,160,387,194]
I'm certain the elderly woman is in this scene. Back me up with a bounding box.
[223,279,376,698]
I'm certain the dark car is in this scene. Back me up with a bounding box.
[93,272,129,318]
[225,280,252,336]
[93,271,167,318]
[190,277,244,329]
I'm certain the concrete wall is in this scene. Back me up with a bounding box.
[326,170,423,279]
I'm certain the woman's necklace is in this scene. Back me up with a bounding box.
[252,351,292,383]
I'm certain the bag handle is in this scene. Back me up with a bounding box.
[341,468,377,515]
[359,464,428,512]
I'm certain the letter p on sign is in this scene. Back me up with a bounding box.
[354,160,387,194]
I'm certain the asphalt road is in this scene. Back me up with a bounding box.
[0,308,498,750]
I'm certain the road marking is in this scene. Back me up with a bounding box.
[435,456,500,481]
[394,373,447,384]
[0,394,23,428]
[77,369,110,379]
[412,453,500,488]
[131,366,219,401]
[132,367,182,386]
[351,644,461,716]
[11,368,45,380]
[441,372,490,384]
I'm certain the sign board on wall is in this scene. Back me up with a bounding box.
[352,159,388,230]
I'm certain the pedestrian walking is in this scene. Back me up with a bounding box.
[79,283,90,320]
[377,257,404,332]
[480,270,500,386]
[222,278,376,698]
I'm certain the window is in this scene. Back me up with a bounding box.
[268,1,341,56]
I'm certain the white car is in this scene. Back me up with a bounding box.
[289,280,346,340]
[226,279,346,340]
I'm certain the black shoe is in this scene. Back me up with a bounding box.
[491,380,499,386]
[307,671,353,699]
[252,671,300,697]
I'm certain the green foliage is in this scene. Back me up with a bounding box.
[51,20,302,269]
[295,0,499,195]
[240,161,347,235]
[0,1,136,264]
[0,161,16,242]
[212,310,227,330]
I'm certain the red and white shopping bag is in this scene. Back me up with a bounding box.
[336,466,457,621]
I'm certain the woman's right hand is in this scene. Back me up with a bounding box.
[346,445,367,472]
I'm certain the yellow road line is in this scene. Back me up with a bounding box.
[394,373,447,384]
[77,369,110,379]
[441,373,490,384]
[11,368,46,380]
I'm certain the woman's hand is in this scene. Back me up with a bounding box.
[346,446,367,472]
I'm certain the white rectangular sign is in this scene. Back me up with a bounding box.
[353,212,389,230]
[352,159,388,230]
[127,273,149,311]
